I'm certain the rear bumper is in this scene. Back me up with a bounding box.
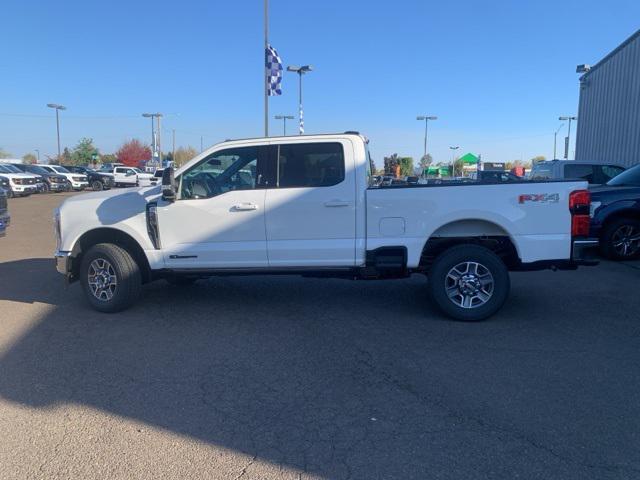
[571,239,600,265]
[513,239,599,271]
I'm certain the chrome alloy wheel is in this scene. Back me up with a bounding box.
[87,258,118,301]
[612,224,640,258]
[445,261,494,309]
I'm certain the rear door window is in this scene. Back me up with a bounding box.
[276,142,345,188]
[564,164,596,183]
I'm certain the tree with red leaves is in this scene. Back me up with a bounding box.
[116,139,152,167]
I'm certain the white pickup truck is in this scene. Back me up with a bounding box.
[54,133,597,321]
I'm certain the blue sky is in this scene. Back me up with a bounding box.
[2,0,639,167]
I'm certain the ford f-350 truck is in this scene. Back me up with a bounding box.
[54,133,597,321]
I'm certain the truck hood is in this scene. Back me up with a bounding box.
[62,185,161,206]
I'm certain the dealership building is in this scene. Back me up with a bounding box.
[575,29,640,168]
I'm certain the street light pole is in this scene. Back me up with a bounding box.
[553,123,565,159]
[559,116,577,159]
[35,149,40,163]
[142,113,163,167]
[287,65,313,135]
[416,115,438,162]
[275,115,294,135]
[449,146,460,177]
[46,103,66,161]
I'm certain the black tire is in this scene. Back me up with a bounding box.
[80,243,142,313]
[427,244,510,322]
[601,217,640,260]
[91,180,104,191]
[165,275,197,286]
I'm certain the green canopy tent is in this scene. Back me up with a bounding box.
[459,153,479,165]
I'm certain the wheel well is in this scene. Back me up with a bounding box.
[71,228,152,283]
[601,210,640,233]
[420,235,520,271]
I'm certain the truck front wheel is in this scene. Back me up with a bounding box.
[80,243,142,313]
[427,244,510,322]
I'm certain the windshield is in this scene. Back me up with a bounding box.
[607,164,640,186]
[2,164,23,173]
[132,168,143,173]
[52,165,70,174]
[27,165,49,175]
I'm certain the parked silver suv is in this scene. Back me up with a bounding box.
[530,160,625,185]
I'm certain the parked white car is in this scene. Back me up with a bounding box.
[39,165,89,190]
[0,164,39,196]
[54,133,598,321]
[111,166,157,187]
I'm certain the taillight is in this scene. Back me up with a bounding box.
[569,190,590,212]
[569,189,591,237]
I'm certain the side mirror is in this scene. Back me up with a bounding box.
[162,167,176,202]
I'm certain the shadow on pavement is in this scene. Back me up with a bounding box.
[1,257,640,479]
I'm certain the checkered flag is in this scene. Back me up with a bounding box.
[265,44,283,96]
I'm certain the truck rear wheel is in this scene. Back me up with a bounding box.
[80,243,141,313]
[427,244,510,322]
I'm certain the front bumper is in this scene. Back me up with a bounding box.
[12,185,37,195]
[55,250,74,282]
[71,181,89,190]
[49,182,68,191]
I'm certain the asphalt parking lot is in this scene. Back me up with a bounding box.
[1,192,639,480]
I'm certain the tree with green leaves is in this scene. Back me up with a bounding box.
[22,153,37,164]
[69,138,98,166]
[530,155,546,165]
[419,154,433,174]
[0,148,13,159]
[399,157,414,177]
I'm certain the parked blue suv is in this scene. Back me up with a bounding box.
[590,164,640,260]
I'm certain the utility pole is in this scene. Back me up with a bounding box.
[200,136,204,153]
[35,149,40,163]
[287,65,313,134]
[172,129,176,166]
[46,103,66,161]
[559,116,576,159]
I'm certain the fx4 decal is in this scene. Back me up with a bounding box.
[518,193,560,204]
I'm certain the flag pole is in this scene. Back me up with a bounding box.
[264,0,269,137]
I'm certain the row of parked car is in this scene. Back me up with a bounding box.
[0,161,161,198]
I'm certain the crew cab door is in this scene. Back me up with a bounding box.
[264,140,356,267]
[157,145,269,269]
[114,167,137,185]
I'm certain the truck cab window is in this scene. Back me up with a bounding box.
[277,142,344,188]
[180,146,259,200]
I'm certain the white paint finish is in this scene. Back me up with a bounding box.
[379,217,405,236]
[157,190,267,268]
[56,134,588,274]
[58,187,158,253]
[366,181,587,266]
[113,167,138,186]
[264,139,357,267]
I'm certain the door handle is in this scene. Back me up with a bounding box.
[324,200,351,207]
[233,203,259,211]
